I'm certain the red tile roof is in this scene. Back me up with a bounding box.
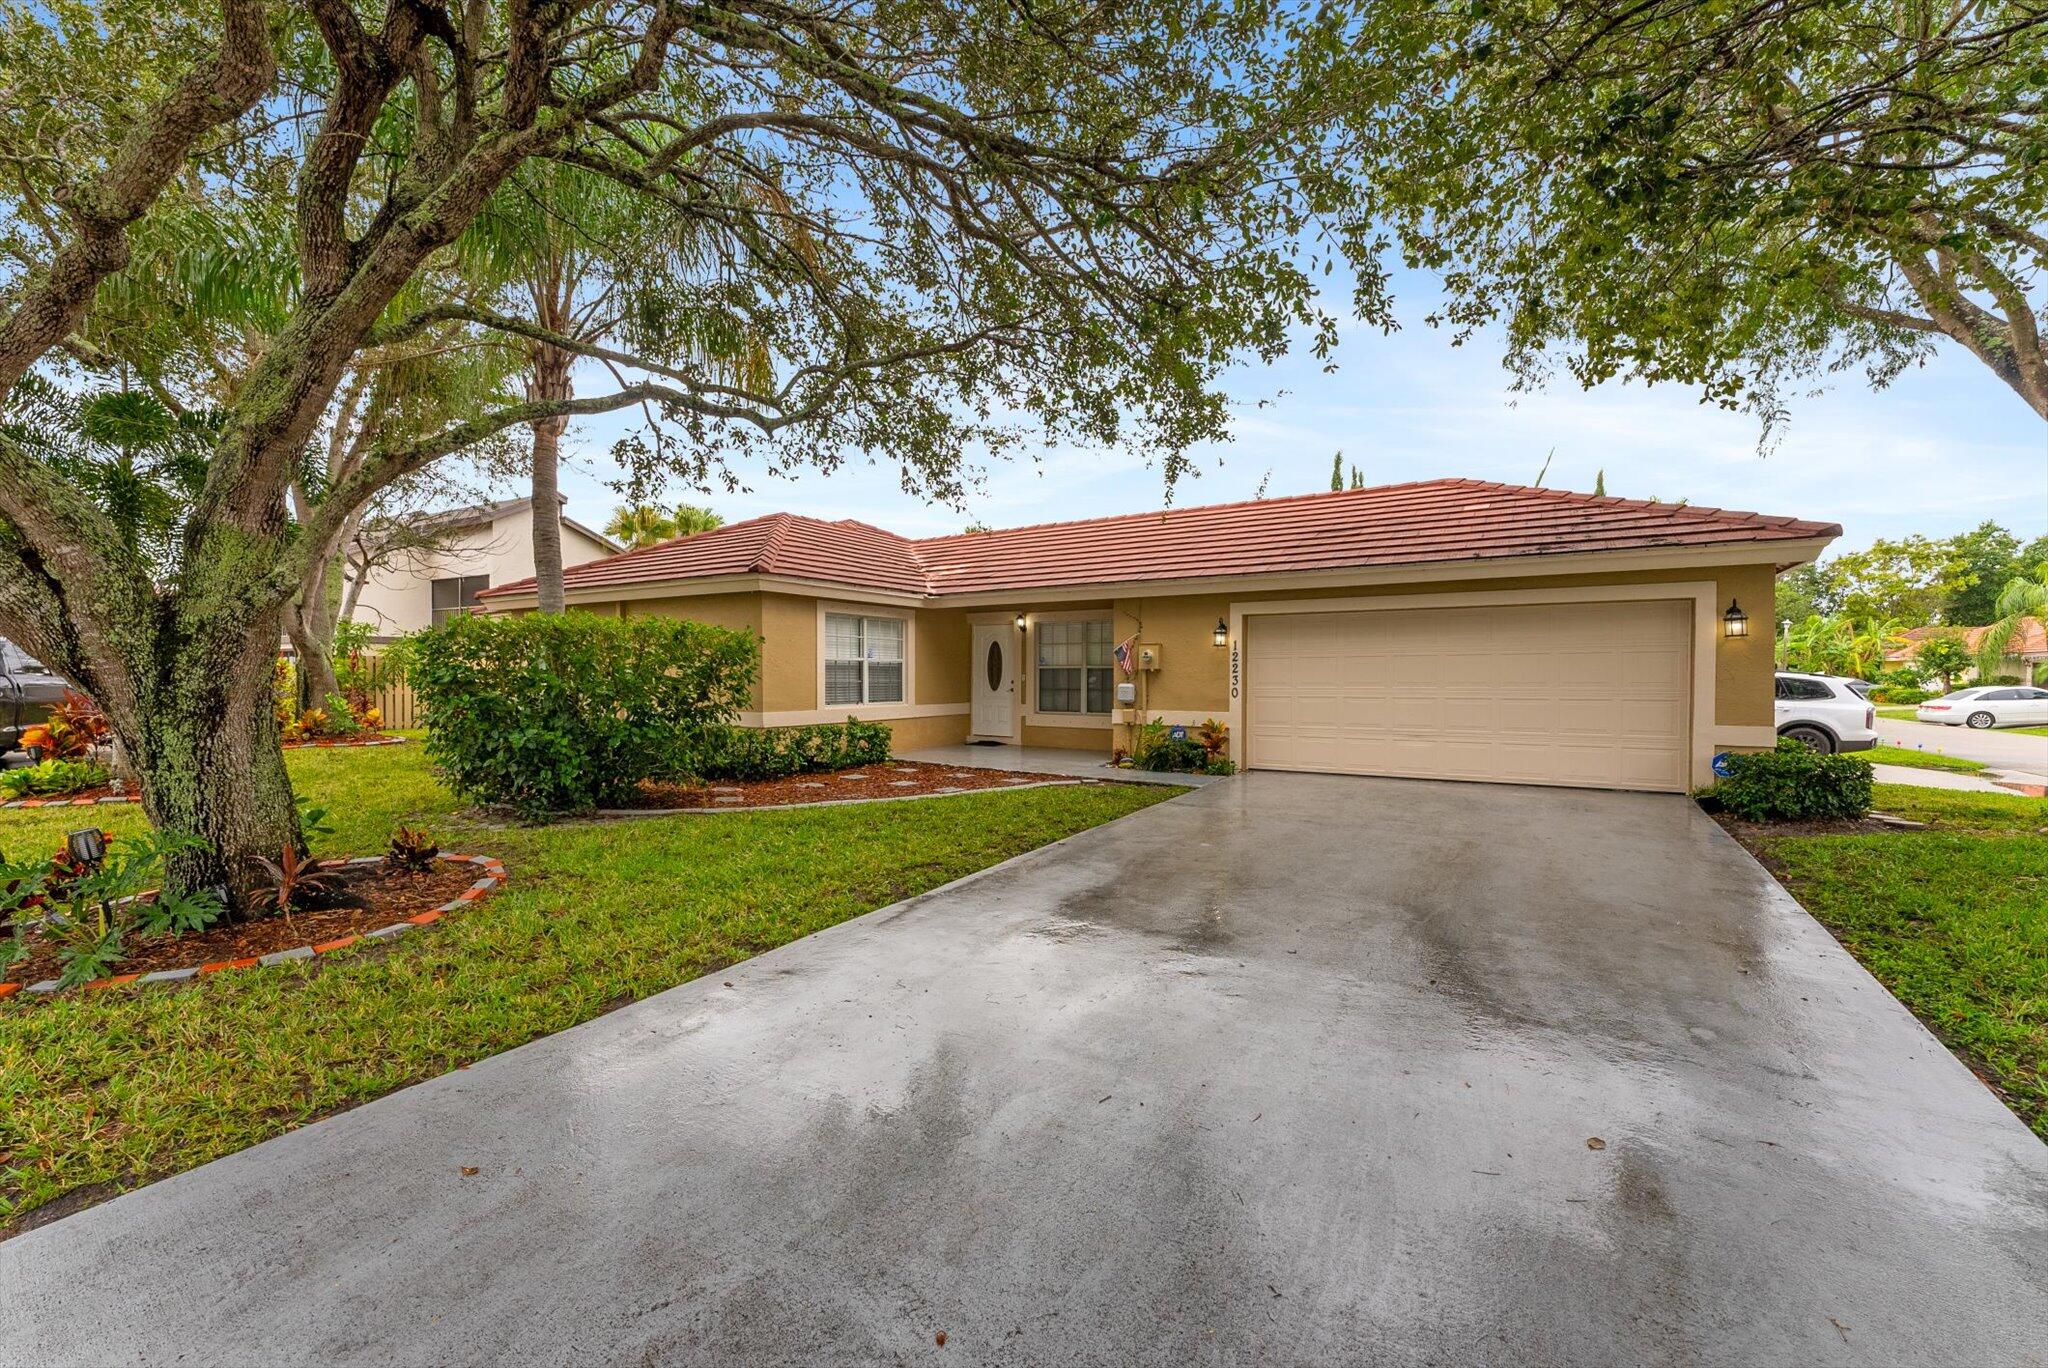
[480,478,1838,601]
[1888,618,2048,659]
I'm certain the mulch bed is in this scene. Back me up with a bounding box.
[1,852,505,996]
[623,760,1090,811]
[1712,812,1920,841]
[2,786,141,810]
[282,734,409,750]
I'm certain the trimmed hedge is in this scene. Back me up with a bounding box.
[406,612,757,814]
[1706,739,1873,822]
[685,720,892,781]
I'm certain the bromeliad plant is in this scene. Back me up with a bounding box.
[383,825,439,874]
[0,831,226,989]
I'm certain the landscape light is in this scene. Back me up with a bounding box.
[66,828,106,867]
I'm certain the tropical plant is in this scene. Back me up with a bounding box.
[1975,569,2048,680]
[0,831,226,989]
[605,505,677,550]
[250,845,340,916]
[0,0,1353,896]
[0,759,112,801]
[383,826,440,874]
[1776,615,1904,680]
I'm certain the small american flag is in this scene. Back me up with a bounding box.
[1114,636,1138,677]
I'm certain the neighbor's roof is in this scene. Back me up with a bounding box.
[400,495,624,554]
[478,478,1839,601]
[1888,618,2048,659]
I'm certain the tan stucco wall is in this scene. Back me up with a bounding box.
[548,560,1784,767]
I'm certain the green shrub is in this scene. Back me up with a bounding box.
[1870,685,1934,705]
[406,612,757,814]
[1135,735,1209,773]
[1706,739,1873,822]
[684,720,892,781]
[0,758,111,801]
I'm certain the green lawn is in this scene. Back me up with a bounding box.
[1876,706,1920,720]
[1739,784,2048,1138]
[1865,744,1987,774]
[0,743,1178,1231]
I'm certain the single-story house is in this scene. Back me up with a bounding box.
[1885,619,2047,684]
[478,479,1839,793]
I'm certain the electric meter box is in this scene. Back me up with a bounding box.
[1136,643,1162,671]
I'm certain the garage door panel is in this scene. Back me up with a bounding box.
[1247,600,1692,792]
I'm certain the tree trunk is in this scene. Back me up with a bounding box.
[120,618,302,909]
[285,603,342,708]
[527,343,573,615]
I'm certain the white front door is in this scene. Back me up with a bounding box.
[971,623,1016,739]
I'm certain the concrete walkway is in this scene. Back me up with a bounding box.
[1871,761,2026,793]
[1878,715,2048,770]
[902,741,1223,785]
[4,775,2044,1366]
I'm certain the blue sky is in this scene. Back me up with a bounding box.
[550,266,2048,558]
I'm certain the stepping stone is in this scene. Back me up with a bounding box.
[837,773,868,780]
[890,767,918,773]
[713,796,743,805]
[889,780,918,787]
[710,786,743,794]
[795,782,828,789]
[948,772,977,779]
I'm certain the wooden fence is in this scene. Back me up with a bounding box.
[355,654,421,730]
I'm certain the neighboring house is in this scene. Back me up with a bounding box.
[479,479,1838,794]
[349,496,621,640]
[1885,618,2048,683]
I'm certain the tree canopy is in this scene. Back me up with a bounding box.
[0,0,1372,894]
[1344,0,2048,425]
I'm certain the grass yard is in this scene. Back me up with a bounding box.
[1737,784,2048,1138]
[1864,744,1987,774]
[0,742,1178,1232]
[1876,706,1919,720]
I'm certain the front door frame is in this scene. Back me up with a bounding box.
[967,612,1023,743]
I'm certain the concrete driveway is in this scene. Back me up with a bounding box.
[5,775,2045,1366]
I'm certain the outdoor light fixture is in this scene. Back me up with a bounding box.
[1213,617,1228,647]
[66,828,106,868]
[1014,612,1026,631]
[1723,599,1750,639]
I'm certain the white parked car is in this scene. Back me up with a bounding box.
[1774,673,1878,754]
[1915,686,2048,729]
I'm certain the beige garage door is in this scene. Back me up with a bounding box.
[1246,600,1692,792]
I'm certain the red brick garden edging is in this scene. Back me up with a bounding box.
[0,852,505,999]
[1,791,143,811]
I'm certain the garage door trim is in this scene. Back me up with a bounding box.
[1225,581,1719,790]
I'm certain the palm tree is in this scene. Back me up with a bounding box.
[606,505,676,549]
[460,164,767,611]
[672,504,722,537]
[1976,568,2048,679]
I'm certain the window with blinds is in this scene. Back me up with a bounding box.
[1035,619,1113,714]
[823,613,905,705]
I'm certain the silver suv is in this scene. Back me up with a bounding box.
[1774,672,1878,754]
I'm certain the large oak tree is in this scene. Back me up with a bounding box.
[0,0,1364,896]
[1345,0,2048,424]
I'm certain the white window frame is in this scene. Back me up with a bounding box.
[1030,612,1115,721]
[815,601,914,713]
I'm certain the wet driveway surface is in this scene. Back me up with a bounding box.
[5,774,2045,1366]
